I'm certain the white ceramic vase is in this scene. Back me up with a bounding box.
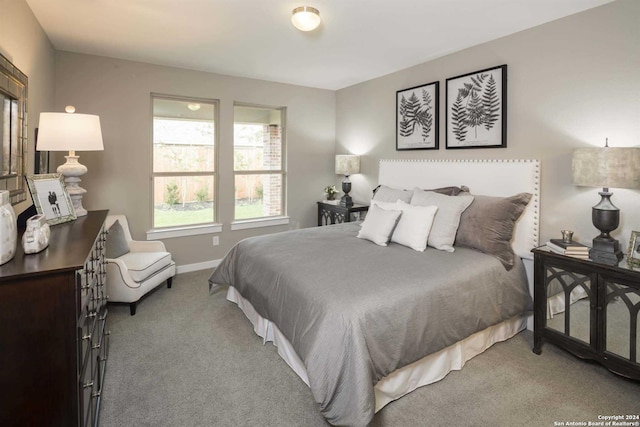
[0,190,17,265]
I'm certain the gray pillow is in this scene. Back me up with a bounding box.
[372,185,412,203]
[411,189,474,252]
[372,184,467,201]
[455,193,532,270]
[106,219,130,258]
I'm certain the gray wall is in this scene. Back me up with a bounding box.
[0,0,56,215]
[336,0,640,247]
[54,52,336,266]
[4,0,638,266]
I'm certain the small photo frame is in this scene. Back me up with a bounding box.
[396,81,439,150]
[26,174,76,225]
[446,64,507,149]
[627,231,640,268]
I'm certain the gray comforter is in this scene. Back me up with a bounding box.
[209,222,532,426]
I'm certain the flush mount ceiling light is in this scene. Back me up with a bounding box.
[291,6,321,32]
[187,103,201,111]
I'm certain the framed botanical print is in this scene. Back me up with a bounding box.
[26,174,76,225]
[396,81,439,150]
[446,64,507,149]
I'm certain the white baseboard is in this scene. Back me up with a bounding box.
[176,259,221,274]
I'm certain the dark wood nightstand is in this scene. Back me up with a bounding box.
[532,246,640,380]
[317,201,368,226]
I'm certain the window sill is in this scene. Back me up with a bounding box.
[146,223,223,240]
[231,216,290,231]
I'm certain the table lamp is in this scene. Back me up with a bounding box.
[37,106,104,217]
[335,155,360,208]
[572,139,640,264]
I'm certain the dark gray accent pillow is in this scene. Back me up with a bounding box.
[455,193,532,270]
[106,220,130,259]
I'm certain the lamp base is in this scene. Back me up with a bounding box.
[57,153,88,217]
[340,194,353,208]
[588,190,622,265]
[589,236,623,265]
[340,176,353,207]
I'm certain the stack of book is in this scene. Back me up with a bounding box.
[546,239,590,259]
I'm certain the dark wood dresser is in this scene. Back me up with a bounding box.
[0,210,110,426]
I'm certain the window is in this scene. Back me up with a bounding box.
[233,104,286,221]
[152,95,217,229]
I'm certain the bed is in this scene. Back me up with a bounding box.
[209,159,540,426]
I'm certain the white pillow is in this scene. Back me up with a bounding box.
[411,189,474,252]
[372,185,412,203]
[390,201,439,252]
[370,199,398,210]
[357,204,402,246]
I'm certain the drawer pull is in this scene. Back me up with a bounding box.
[83,381,94,389]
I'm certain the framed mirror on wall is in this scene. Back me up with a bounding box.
[0,53,28,204]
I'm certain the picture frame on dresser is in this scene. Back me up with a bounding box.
[26,173,76,225]
[627,231,640,268]
[396,81,439,150]
[445,64,507,149]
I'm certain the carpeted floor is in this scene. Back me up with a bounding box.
[101,270,640,427]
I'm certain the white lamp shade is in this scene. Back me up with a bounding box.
[37,112,104,151]
[291,6,321,31]
[572,147,640,189]
[335,155,360,176]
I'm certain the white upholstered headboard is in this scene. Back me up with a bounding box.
[378,159,540,259]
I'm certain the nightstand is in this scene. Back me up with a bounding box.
[317,201,368,226]
[532,246,640,380]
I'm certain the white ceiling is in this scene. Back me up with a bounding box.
[26,0,613,90]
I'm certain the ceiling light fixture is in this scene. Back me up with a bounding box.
[187,103,201,111]
[291,6,321,32]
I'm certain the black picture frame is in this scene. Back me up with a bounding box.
[396,81,439,151]
[445,64,507,149]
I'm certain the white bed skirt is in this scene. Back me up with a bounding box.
[227,286,527,412]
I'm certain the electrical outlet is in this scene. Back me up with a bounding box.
[213,236,219,246]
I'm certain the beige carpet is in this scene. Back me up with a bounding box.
[101,270,640,426]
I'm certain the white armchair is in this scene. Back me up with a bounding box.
[105,214,176,315]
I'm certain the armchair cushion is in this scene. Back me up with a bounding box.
[106,220,130,258]
[117,251,173,283]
